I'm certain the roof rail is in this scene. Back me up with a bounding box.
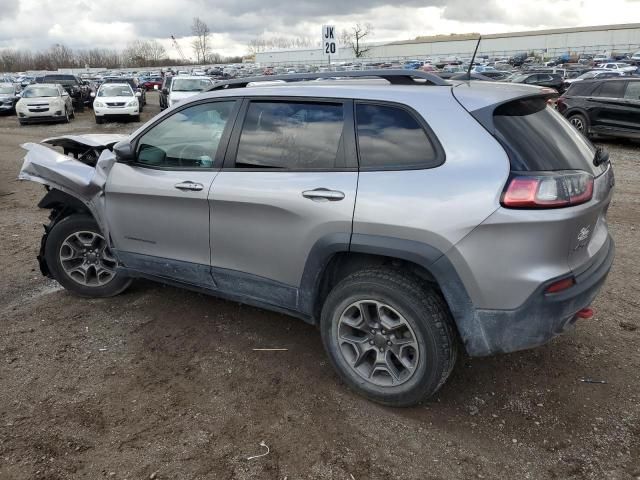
[208,69,449,91]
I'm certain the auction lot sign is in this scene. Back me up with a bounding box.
[322,25,338,59]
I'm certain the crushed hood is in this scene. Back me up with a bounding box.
[18,134,124,246]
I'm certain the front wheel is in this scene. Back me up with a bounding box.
[44,215,131,298]
[95,116,103,124]
[320,269,458,406]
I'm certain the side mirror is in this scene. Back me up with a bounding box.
[90,92,96,97]
[135,91,142,97]
[113,141,135,163]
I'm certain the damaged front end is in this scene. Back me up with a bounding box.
[18,134,126,277]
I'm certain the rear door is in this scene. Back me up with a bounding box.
[105,99,239,286]
[208,98,358,310]
[588,80,627,132]
[620,80,640,135]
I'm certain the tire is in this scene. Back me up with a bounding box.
[18,119,25,126]
[568,113,589,136]
[320,268,458,407]
[132,115,140,122]
[44,215,132,298]
[95,116,103,124]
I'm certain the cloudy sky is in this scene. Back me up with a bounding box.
[0,0,639,58]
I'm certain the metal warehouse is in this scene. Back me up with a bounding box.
[255,23,640,64]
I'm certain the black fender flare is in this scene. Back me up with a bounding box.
[298,233,485,354]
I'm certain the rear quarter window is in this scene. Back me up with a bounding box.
[492,97,605,176]
[355,103,441,169]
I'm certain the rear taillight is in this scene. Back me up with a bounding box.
[501,171,594,209]
[545,276,576,293]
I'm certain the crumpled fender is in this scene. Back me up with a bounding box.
[18,136,122,247]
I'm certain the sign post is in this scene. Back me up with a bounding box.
[322,25,338,66]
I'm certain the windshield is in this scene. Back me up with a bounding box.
[22,86,59,98]
[98,85,133,97]
[0,85,14,94]
[172,78,212,92]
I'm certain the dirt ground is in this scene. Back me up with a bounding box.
[0,93,638,480]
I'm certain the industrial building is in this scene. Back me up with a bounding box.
[255,23,640,65]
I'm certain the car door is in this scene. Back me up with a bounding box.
[208,98,358,311]
[588,80,627,133]
[620,80,640,134]
[105,99,240,286]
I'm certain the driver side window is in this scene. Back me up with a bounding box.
[136,101,235,169]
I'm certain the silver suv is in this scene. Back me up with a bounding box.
[19,71,615,406]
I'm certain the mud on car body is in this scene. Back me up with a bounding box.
[18,70,615,407]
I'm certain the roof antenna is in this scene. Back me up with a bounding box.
[466,35,482,80]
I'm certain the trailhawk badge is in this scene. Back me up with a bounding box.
[577,226,591,243]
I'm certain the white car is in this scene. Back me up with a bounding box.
[16,84,74,125]
[632,51,640,61]
[167,76,213,108]
[602,62,636,74]
[92,83,140,124]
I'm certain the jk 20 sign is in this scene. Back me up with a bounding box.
[322,25,338,56]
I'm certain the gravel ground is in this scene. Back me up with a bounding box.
[0,93,639,480]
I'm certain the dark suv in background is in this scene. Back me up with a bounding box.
[38,74,91,111]
[557,78,640,139]
[509,72,564,91]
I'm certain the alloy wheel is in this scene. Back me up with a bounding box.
[336,300,420,387]
[59,231,116,286]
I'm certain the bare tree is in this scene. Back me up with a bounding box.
[341,23,373,58]
[191,17,211,64]
[147,40,167,62]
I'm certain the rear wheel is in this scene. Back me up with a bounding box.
[44,215,131,298]
[320,268,458,406]
[568,113,589,135]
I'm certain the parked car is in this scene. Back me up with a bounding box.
[102,77,146,111]
[557,78,640,139]
[16,84,74,125]
[92,83,141,124]
[166,75,213,108]
[141,76,164,91]
[601,62,636,74]
[18,70,614,406]
[509,73,563,90]
[561,70,625,91]
[37,74,90,111]
[0,83,21,114]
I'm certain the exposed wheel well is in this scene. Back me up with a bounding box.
[38,188,93,221]
[313,252,441,321]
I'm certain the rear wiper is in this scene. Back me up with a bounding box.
[593,146,609,167]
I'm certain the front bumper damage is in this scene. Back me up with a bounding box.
[18,134,127,262]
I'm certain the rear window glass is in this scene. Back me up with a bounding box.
[493,98,605,176]
[594,81,625,98]
[566,82,598,97]
[355,104,439,169]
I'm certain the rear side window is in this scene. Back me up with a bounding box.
[235,101,345,169]
[355,104,439,169]
[595,81,625,98]
[624,81,640,100]
[493,97,605,176]
[566,82,597,97]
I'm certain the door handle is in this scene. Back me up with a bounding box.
[302,188,345,201]
[174,181,204,192]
